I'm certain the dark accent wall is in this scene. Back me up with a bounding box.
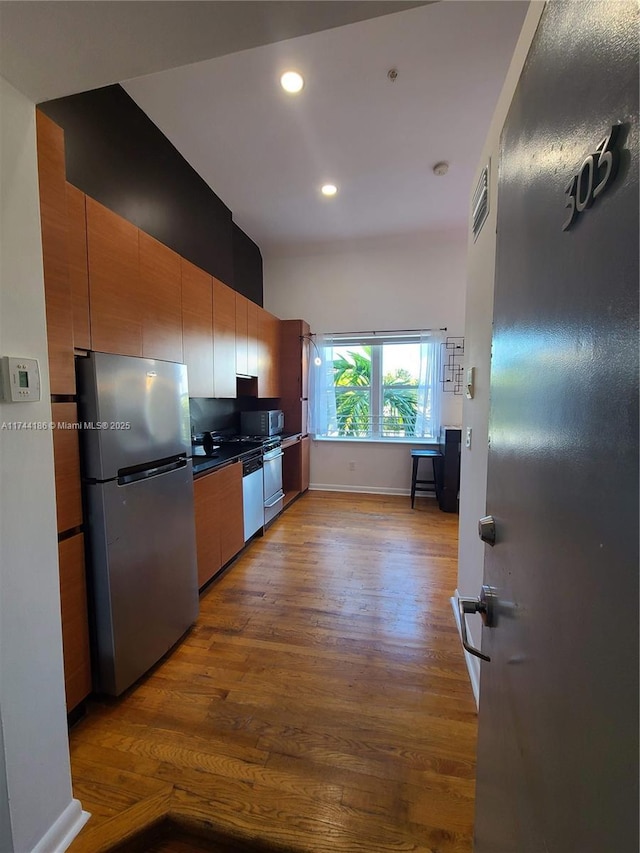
[39,84,263,304]
[232,224,263,306]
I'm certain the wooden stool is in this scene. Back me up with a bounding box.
[410,449,441,508]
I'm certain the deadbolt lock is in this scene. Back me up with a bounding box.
[478,515,496,546]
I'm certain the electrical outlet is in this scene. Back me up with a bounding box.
[348,461,356,471]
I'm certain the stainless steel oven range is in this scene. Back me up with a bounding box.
[262,437,284,526]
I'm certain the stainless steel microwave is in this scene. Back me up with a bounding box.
[240,409,284,436]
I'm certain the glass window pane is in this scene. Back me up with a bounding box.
[382,388,418,436]
[332,346,371,389]
[382,344,419,436]
[382,344,419,385]
[335,389,370,436]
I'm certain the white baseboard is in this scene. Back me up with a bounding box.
[309,483,438,497]
[451,591,480,709]
[31,799,90,853]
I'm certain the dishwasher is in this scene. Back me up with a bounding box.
[242,452,264,541]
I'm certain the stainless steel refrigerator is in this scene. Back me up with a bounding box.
[77,352,199,696]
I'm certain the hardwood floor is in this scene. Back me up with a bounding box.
[69,492,477,853]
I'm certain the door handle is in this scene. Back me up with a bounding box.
[457,585,497,662]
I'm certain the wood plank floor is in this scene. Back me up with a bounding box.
[68,492,477,853]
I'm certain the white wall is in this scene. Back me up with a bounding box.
[0,76,85,853]
[0,721,10,853]
[264,229,467,493]
[456,2,546,701]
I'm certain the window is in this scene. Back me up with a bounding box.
[309,331,443,441]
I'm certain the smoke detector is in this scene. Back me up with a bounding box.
[387,68,398,82]
[433,161,449,177]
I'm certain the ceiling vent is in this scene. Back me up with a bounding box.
[472,162,490,242]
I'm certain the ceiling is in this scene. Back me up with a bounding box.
[0,1,428,102]
[123,2,528,250]
[1,0,529,252]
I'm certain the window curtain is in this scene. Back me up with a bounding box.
[308,333,337,437]
[414,331,443,439]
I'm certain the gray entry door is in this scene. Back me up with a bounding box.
[474,3,638,852]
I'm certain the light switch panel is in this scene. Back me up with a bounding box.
[465,367,475,399]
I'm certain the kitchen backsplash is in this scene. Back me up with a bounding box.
[189,396,281,437]
[189,398,239,437]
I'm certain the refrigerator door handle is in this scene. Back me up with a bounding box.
[118,455,188,485]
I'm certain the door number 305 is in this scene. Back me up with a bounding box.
[562,125,621,231]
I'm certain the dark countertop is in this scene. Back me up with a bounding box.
[191,443,261,477]
[191,433,304,476]
[280,432,303,447]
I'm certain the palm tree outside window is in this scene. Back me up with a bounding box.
[309,331,443,441]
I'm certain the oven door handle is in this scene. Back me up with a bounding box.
[264,490,285,509]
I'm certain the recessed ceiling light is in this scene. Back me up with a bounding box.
[321,184,338,197]
[280,71,304,94]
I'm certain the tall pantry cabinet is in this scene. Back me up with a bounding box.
[280,320,311,503]
[36,110,92,713]
[280,319,310,434]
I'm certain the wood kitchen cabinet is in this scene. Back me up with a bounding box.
[301,436,310,492]
[36,110,75,394]
[139,231,183,362]
[236,293,260,378]
[213,277,237,398]
[193,461,244,588]
[282,433,310,508]
[247,299,259,377]
[58,533,92,711]
[218,462,244,565]
[66,183,91,351]
[51,402,83,534]
[194,470,221,588]
[235,293,249,376]
[257,307,281,398]
[280,319,310,434]
[86,196,142,356]
[88,200,185,361]
[36,114,91,715]
[282,441,299,509]
[182,258,214,397]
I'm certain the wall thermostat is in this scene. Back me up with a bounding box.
[0,357,41,403]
